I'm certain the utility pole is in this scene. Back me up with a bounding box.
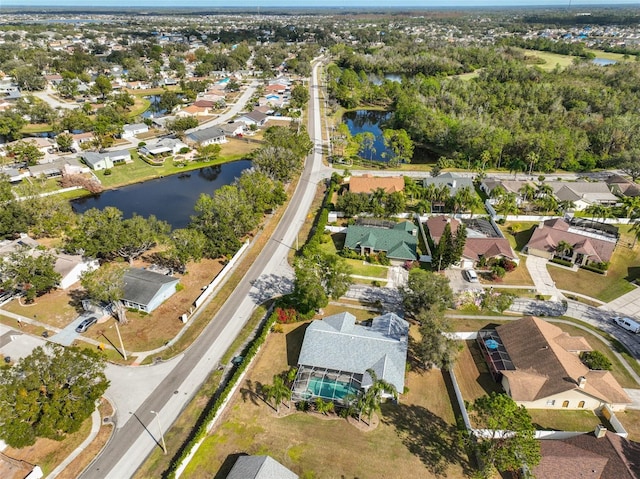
[114,320,127,360]
[150,410,167,454]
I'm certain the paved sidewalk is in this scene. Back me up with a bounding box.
[525,255,564,301]
[47,409,101,478]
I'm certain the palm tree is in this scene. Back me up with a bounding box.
[518,183,536,203]
[263,375,291,413]
[622,196,640,219]
[489,184,507,200]
[631,219,640,248]
[556,200,575,214]
[415,199,431,215]
[526,151,539,176]
[496,193,518,218]
[359,368,398,425]
[536,182,554,199]
[555,240,573,259]
[314,397,334,415]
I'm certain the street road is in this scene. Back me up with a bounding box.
[79,61,328,479]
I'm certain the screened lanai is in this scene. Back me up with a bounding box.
[291,365,363,404]
[477,329,515,381]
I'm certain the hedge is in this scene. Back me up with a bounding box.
[550,257,573,267]
[165,309,278,478]
[580,264,607,275]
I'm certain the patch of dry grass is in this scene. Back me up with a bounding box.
[452,340,504,402]
[181,321,472,479]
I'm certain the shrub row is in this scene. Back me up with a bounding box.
[580,264,607,275]
[550,257,573,267]
[166,309,278,478]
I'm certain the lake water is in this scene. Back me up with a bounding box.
[367,73,403,85]
[592,58,617,66]
[71,160,252,229]
[343,110,392,162]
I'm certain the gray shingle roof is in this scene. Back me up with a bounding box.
[297,312,409,393]
[122,268,178,307]
[422,172,474,195]
[226,455,298,479]
[187,126,226,143]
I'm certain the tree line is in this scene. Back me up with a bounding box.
[327,44,640,175]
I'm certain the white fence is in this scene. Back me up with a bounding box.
[193,240,250,309]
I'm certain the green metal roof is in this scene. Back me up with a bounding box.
[344,221,418,261]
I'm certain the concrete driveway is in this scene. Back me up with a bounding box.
[49,312,98,346]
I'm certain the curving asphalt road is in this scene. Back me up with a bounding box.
[79,60,328,479]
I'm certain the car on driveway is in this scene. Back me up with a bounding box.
[75,316,98,334]
[463,269,479,283]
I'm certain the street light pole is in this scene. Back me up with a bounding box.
[150,410,167,454]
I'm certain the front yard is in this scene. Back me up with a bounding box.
[547,237,638,302]
[180,317,472,479]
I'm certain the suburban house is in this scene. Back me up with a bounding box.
[478,316,631,411]
[606,174,640,198]
[347,174,405,194]
[219,122,245,137]
[122,123,149,138]
[140,137,188,156]
[3,137,53,156]
[71,132,94,151]
[291,312,409,404]
[533,429,640,479]
[237,110,268,127]
[480,178,535,204]
[81,149,132,171]
[422,172,475,213]
[186,126,227,146]
[28,157,89,178]
[226,455,298,479]
[121,268,180,313]
[545,181,619,211]
[425,216,518,268]
[0,234,98,290]
[343,220,418,263]
[525,218,617,266]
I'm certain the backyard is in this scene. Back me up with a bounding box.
[179,317,473,479]
[319,232,391,280]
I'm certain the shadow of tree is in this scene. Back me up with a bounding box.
[249,273,294,304]
[285,322,309,367]
[68,288,88,313]
[239,379,262,406]
[381,403,472,477]
[213,453,248,479]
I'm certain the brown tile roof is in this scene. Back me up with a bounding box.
[463,237,517,262]
[496,317,630,405]
[348,174,405,194]
[526,219,616,263]
[424,215,460,243]
[535,432,640,479]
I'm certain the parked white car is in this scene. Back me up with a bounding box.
[464,269,479,283]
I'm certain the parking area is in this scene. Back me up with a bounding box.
[0,324,47,362]
[444,268,479,293]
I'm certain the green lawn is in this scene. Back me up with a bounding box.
[522,50,575,70]
[96,150,251,189]
[547,242,637,302]
[528,409,602,432]
[500,222,538,252]
[344,259,389,278]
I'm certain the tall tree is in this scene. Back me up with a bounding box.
[465,393,540,478]
[262,374,291,413]
[0,247,61,302]
[92,74,112,100]
[80,262,128,324]
[382,128,414,166]
[401,268,453,317]
[0,344,109,448]
[413,308,461,369]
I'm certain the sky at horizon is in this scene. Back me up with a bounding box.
[2,0,640,8]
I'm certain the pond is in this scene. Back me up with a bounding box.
[342,109,393,162]
[592,58,617,66]
[367,73,403,85]
[71,159,252,229]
